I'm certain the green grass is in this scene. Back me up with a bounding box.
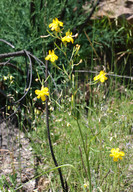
[28,88,133,191]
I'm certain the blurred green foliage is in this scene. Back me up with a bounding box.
[1,0,133,69]
[0,0,133,103]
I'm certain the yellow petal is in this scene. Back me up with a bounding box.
[120,151,125,156]
[109,154,113,157]
[93,75,100,81]
[49,23,52,28]
[111,148,115,152]
[35,90,40,95]
[100,71,105,75]
[45,55,50,60]
[41,95,46,101]
[44,87,49,91]
[49,50,52,54]
[37,95,41,99]
[100,76,106,83]
[116,148,120,152]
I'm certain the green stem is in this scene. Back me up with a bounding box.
[118,163,120,191]
[113,162,117,191]
[77,120,92,192]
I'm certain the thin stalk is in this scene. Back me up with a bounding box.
[79,145,88,178]
[77,119,92,192]
[113,163,117,191]
[45,60,68,191]
[118,163,120,191]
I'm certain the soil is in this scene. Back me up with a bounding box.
[0,119,35,191]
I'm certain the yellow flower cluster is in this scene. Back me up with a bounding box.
[93,70,108,83]
[110,148,125,162]
[36,18,78,101]
[45,50,58,63]
[49,18,63,32]
[45,18,75,63]
[35,86,49,101]
[61,31,74,44]
[49,18,75,45]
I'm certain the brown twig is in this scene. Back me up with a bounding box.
[0,39,15,48]
[73,70,133,79]
[100,169,111,185]
[0,50,26,59]
[84,30,101,63]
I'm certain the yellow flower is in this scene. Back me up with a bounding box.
[9,75,13,80]
[110,148,125,162]
[49,18,63,32]
[62,31,74,44]
[93,70,108,83]
[45,50,58,62]
[35,86,49,101]
[83,184,87,188]
[3,76,8,81]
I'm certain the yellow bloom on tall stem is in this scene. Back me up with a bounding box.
[45,50,58,62]
[62,31,74,44]
[93,70,108,83]
[110,148,125,162]
[49,18,63,32]
[35,86,49,101]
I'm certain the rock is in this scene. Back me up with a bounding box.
[83,0,133,24]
